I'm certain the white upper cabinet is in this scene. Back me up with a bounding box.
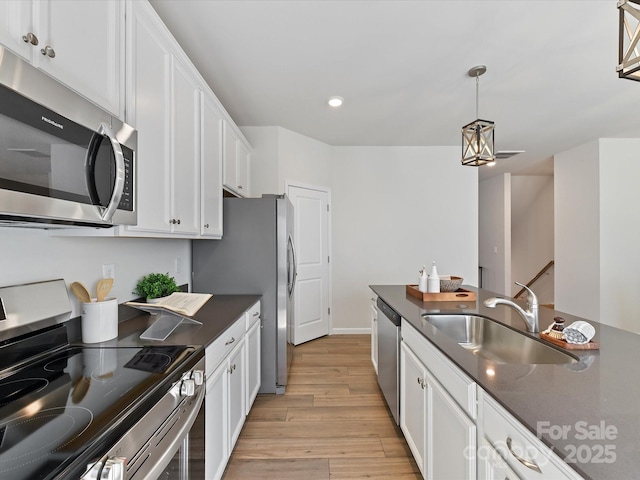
[122,0,216,238]
[223,121,251,197]
[0,0,124,117]
[43,0,243,239]
[124,1,172,234]
[170,58,201,235]
[201,92,224,238]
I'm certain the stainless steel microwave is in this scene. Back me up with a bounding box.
[0,47,136,228]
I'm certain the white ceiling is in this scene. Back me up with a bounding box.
[148,0,640,179]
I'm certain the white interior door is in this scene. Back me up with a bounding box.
[288,184,330,345]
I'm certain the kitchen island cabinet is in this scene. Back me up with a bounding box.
[370,284,637,480]
[370,293,378,374]
[401,318,476,479]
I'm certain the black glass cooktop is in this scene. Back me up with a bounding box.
[0,345,196,480]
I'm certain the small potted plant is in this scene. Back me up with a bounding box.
[133,272,180,302]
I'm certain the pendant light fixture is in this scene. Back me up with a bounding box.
[461,65,495,166]
[618,0,640,81]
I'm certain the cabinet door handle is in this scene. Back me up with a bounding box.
[204,224,209,228]
[225,337,236,346]
[237,185,243,190]
[506,437,541,474]
[22,32,39,45]
[41,45,56,58]
[253,312,259,317]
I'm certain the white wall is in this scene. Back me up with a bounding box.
[479,174,511,295]
[599,138,640,332]
[278,128,333,190]
[243,127,479,332]
[0,229,191,317]
[241,126,280,195]
[511,175,554,302]
[242,126,332,196]
[331,146,478,330]
[554,141,600,321]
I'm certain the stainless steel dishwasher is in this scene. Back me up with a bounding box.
[376,297,401,425]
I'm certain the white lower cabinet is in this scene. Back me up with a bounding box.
[245,320,261,412]
[400,319,477,480]
[370,294,378,375]
[431,375,477,479]
[399,317,582,480]
[205,300,261,480]
[205,359,229,480]
[400,342,428,476]
[480,392,583,480]
[227,341,246,449]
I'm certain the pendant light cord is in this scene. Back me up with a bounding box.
[475,75,479,119]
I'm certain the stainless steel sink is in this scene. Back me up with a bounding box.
[421,314,577,364]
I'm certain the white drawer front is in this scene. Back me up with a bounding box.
[245,301,261,330]
[481,393,583,480]
[206,317,246,375]
[401,318,476,419]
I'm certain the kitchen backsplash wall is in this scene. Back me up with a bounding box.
[0,228,191,317]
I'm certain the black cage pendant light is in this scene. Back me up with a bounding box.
[461,65,495,166]
[618,0,640,81]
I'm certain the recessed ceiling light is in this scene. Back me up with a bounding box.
[328,96,344,107]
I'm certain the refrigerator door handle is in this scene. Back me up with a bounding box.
[288,233,298,297]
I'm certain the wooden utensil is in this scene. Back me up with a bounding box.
[70,281,92,303]
[96,278,114,302]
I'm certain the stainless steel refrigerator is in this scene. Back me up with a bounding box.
[192,195,296,394]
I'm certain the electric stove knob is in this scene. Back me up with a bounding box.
[181,378,196,396]
[102,457,126,480]
[192,369,204,386]
[81,457,126,480]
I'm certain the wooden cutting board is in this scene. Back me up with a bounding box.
[540,332,599,350]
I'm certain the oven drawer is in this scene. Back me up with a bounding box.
[206,316,246,375]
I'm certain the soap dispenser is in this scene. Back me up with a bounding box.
[418,266,428,293]
[428,261,440,293]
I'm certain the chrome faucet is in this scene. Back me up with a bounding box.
[483,282,539,333]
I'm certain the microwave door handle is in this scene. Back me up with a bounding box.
[97,123,125,222]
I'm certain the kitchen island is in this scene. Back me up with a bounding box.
[371,285,639,480]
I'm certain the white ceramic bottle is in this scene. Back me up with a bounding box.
[418,266,428,293]
[428,261,440,293]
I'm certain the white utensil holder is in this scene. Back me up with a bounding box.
[81,298,119,343]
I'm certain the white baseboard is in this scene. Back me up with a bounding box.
[331,327,371,335]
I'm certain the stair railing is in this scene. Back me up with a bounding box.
[514,260,554,299]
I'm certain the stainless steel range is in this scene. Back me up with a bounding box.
[0,279,205,480]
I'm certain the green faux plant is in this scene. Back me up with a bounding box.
[133,272,180,300]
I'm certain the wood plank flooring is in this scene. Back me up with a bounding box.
[222,335,421,479]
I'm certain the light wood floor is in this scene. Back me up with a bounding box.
[222,335,421,479]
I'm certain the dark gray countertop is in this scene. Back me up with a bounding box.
[114,294,261,348]
[370,285,640,480]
